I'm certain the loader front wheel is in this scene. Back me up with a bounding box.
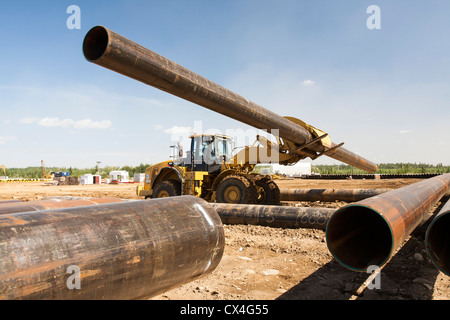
[216,175,257,204]
[152,180,181,198]
[255,178,281,205]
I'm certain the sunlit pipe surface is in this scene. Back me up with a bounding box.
[326,174,450,272]
[211,203,335,230]
[82,25,377,173]
[279,188,390,202]
[425,198,450,276]
[0,198,126,215]
[0,200,21,204]
[0,196,224,300]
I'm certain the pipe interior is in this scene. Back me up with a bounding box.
[83,26,109,61]
[326,205,393,271]
[427,212,450,275]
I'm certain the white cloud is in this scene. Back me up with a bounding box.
[399,130,413,134]
[302,80,315,87]
[73,119,112,129]
[21,117,112,129]
[20,117,39,124]
[163,126,193,135]
[38,117,75,128]
[0,136,17,145]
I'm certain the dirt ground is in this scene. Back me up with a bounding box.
[0,178,449,300]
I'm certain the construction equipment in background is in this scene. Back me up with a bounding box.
[1,165,6,180]
[50,171,70,178]
[83,26,378,205]
[41,160,53,179]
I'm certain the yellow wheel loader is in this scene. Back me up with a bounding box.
[137,133,282,205]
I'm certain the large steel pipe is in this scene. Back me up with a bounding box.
[211,203,335,230]
[82,26,377,173]
[326,174,450,272]
[0,198,126,215]
[0,196,224,300]
[279,188,390,202]
[0,200,21,204]
[425,198,450,276]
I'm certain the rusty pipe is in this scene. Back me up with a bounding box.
[0,196,224,300]
[425,197,450,276]
[279,188,390,202]
[326,174,450,272]
[211,203,335,230]
[0,198,127,215]
[82,26,377,173]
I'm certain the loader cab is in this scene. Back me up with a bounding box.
[185,134,233,173]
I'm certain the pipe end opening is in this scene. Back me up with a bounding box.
[83,26,109,61]
[326,205,393,272]
[426,212,450,276]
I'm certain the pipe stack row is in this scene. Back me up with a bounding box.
[0,174,449,299]
[214,176,450,276]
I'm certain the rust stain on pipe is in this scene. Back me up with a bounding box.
[279,188,390,202]
[425,197,450,276]
[211,203,335,230]
[82,25,377,173]
[326,174,450,272]
[0,196,224,300]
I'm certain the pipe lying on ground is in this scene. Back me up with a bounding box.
[0,198,127,215]
[211,203,335,230]
[326,174,450,272]
[425,197,450,276]
[0,200,21,204]
[279,188,390,203]
[0,196,224,300]
[82,25,377,173]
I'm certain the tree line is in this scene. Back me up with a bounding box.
[311,163,450,175]
[3,162,450,179]
[3,163,151,179]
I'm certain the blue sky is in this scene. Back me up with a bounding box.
[1,0,449,169]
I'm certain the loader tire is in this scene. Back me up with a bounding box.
[216,175,257,204]
[152,180,181,198]
[255,178,281,205]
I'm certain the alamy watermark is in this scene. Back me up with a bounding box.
[366,5,381,30]
[366,265,381,290]
[66,265,81,290]
[167,120,280,166]
[66,5,81,30]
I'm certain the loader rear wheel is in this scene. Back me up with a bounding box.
[255,178,281,205]
[216,175,257,204]
[152,180,181,199]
